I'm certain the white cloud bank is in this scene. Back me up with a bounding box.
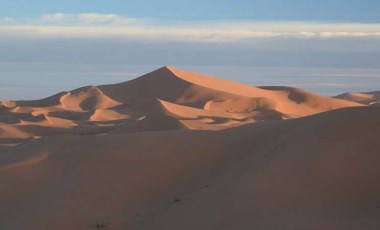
[1,13,380,42]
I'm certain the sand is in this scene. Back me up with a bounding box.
[334,91,380,106]
[0,66,379,230]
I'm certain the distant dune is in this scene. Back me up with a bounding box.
[334,91,380,106]
[0,66,379,230]
[0,66,361,141]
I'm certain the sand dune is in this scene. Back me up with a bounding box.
[0,123,31,139]
[1,106,379,230]
[60,86,121,111]
[0,66,361,144]
[0,66,378,229]
[334,91,380,105]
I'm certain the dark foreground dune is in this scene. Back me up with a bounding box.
[0,67,379,230]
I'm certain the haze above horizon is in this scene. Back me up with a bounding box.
[1,0,379,99]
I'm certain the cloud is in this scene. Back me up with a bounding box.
[38,13,137,25]
[39,13,68,22]
[0,13,379,70]
[76,13,126,24]
[0,13,380,42]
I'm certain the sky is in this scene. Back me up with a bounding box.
[1,0,380,22]
[1,0,380,99]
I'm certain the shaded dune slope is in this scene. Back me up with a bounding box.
[0,106,379,230]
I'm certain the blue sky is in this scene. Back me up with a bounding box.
[1,0,380,22]
[0,0,380,100]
